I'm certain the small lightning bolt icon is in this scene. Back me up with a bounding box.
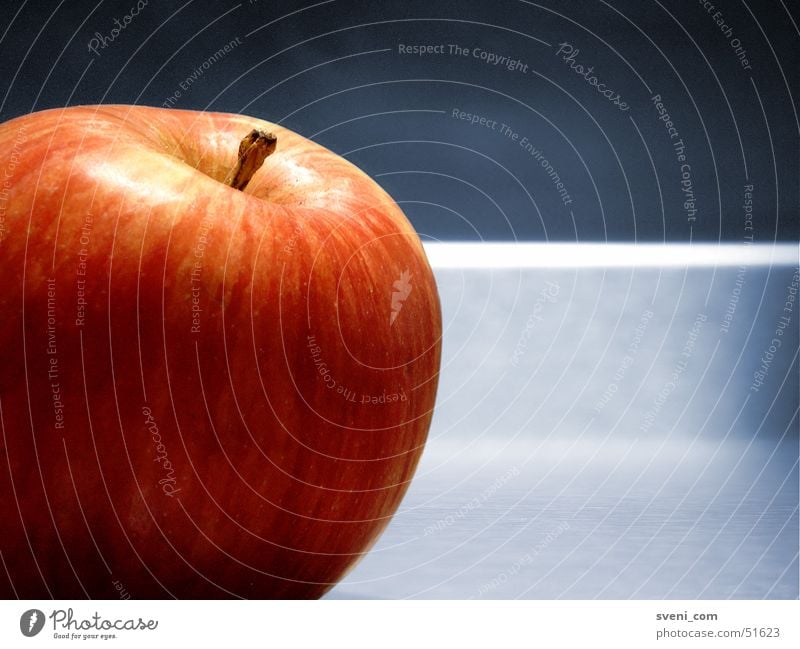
[28,611,37,632]
[390,270,413,325]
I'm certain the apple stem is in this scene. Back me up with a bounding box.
[226,129,277,191]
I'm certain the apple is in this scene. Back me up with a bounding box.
[0,105,441,598]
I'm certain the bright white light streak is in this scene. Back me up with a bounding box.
[422,242,799,269]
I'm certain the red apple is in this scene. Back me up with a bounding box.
[0,105,441,598]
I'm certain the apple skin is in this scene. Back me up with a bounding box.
[0,106,441,598]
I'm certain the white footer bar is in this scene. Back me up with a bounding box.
[2,600,797,648]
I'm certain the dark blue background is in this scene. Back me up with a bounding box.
[1,0,797,242]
